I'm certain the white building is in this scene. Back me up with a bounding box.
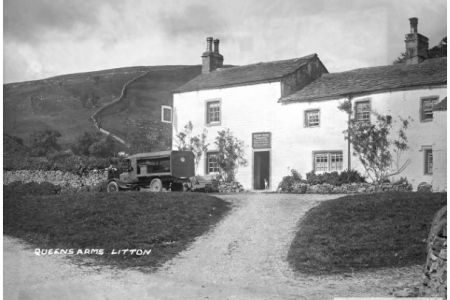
[173,19,446,191]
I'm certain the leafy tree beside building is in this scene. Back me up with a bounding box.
[339,101,410,184]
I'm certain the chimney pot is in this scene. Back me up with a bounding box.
[202,37,224,73]
[206,37,213,52]
[409,17,418,34]
[213,39,220,53]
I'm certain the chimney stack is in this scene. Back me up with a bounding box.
[213,39,220,53]
[404,17,428,64]
[202,37,224,74]
[206,37,213,52]
[409,17,418,34]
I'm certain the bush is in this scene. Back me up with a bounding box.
[306,170,365,186]
[71,132,118,157]
[418,182,433,193]
[392,177,413,191]
[29,130,62,156]
[338,169,366,185]
[278,169,304,192]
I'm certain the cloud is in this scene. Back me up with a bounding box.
[4,0,103,44]
[2,0,447,83]
[158,4,226,38]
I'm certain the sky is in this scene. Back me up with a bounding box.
[3,0,447,83]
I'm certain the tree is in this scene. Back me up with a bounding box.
[215,129,247,182]
[72,131,117,157]
[428,36,447,59]
[88,135,116,157]
[175,121,209,172]
[29,130,62,156]
[339,101,410,183]
[71,132,100,156]
[393,51,408,64]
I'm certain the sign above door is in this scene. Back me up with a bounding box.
[252,132,271,149]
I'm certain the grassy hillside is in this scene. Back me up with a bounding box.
[3,65,201,150]
[97,66,202,151]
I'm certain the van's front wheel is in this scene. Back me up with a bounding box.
[149,178,163,192]
[107,181,120,193]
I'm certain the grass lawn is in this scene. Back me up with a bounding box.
[4,190,231,270]
[287,192,447,275]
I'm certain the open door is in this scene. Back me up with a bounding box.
[253,151,270,190]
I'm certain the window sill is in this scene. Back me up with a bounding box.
[313,170,343,173]
[206,122,221,127]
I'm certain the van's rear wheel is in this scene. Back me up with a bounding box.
[149,178,163,192]
[107,181,119,193]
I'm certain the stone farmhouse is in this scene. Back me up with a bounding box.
[172,18,447,191]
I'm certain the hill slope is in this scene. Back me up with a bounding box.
[3,65,201,150]
[95,66,202,151]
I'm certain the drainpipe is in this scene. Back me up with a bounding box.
[347,95,353,170]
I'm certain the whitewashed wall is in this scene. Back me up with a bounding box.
[174,84,446,191]
[354,87,446,189]
[279,87,446,190]
[173,82,282,189]
[274,99,348,184]
[432,109,447,192]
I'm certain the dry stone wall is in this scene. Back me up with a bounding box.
[421,206,447,298]
[278,182,413,194]
[4,170,108,192]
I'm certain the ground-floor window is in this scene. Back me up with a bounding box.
[206,152,220,174]
[424,148,433,175]
[313,151,343,172]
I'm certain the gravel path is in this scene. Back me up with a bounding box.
[4,193,423,299]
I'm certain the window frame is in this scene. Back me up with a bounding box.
[354,99,371,123]
[420,96,439,122]
[205,151,220,174]
[312,151,344,172]
[205,99,222,126]
[424,148,433,175]
[161,105,173,123]
[304,109,320,128]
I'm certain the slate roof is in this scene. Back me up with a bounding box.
[174,54,319,93]
[434,97,447,111]
[280,57,447,103]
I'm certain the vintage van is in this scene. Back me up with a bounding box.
[107,150,195,192]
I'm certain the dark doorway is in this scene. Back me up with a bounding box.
[253,151,270,190]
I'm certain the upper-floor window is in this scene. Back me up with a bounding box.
[355,100,371,123]
[206,100,221,125]
[313,151,343,172]
[206,152,220,174]
[304,109,320,127]
[424,148,433,175]
[161,105,172,123]
[421,97,439,122]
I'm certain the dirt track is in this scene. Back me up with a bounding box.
[4,193,423,299]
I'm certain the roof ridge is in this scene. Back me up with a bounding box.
[321,57,447,77]
[280,57,446,103]
[174,53,321,93]
[215,53,317,72]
